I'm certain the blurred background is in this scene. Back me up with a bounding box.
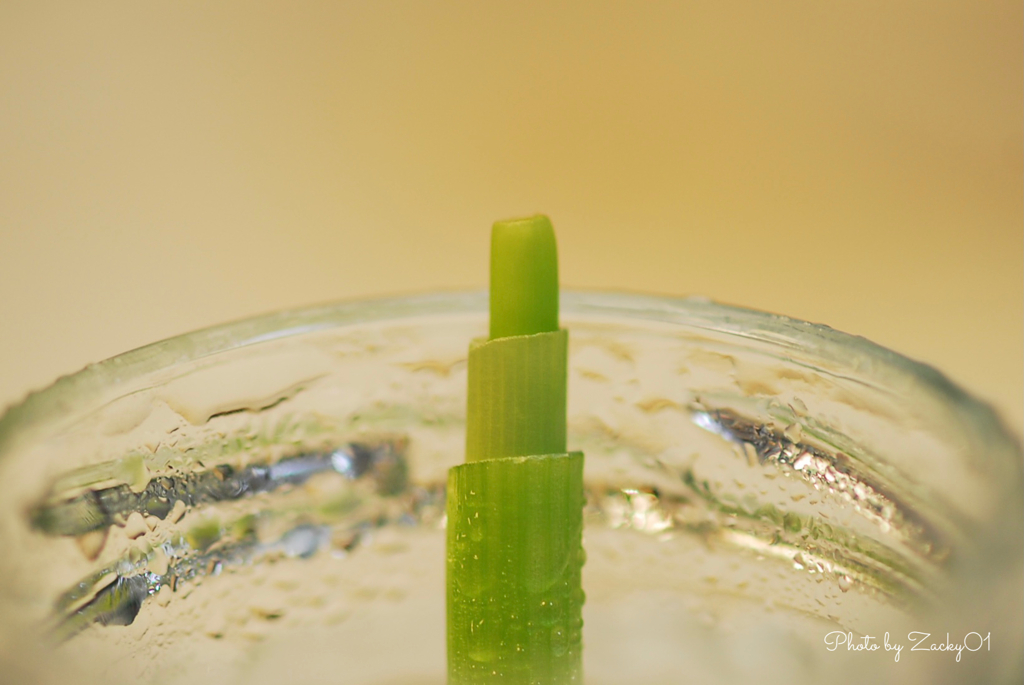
[0,1,1020,436]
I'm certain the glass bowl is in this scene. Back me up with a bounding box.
[0,291,1020,684]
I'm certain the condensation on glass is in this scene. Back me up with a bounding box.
[0,291,1019,684]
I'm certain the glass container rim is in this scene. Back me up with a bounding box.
[1,289,1019,460]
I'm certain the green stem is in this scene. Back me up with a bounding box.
[447,216,585,684]
[465,330,567,463]
[488,215,559,341]
[447,453,584,683]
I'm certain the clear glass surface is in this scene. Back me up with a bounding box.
[0,291,1020,684]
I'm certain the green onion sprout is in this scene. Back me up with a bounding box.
[447,216,585,684]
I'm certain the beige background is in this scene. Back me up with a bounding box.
[1,2,1021,436]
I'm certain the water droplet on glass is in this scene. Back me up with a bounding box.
[550,626,568,657]
[469,511,485,542]
[467,619,497,663]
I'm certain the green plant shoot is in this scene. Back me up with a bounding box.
[447,216,585,684]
